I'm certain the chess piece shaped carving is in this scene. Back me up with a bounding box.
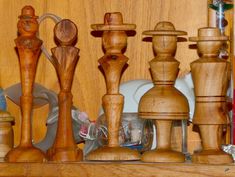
[5,6,47,162]
[86,12,140,161]
[47,19,83,162]
[189,27,233,164]
[139,22,189,162]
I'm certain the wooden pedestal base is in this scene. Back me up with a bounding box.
[141,149,185,162]
[192,150,233,164]
[86,146,140,161]
[5,146,47,162]
[47,146,83,162]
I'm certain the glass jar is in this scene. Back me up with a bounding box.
[96,112,153,152]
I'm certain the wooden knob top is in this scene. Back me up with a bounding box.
[54,19,78,46]
[190,27,228,56]
[19,5,38,19]
[145,22,186,56]
[17,6,39,36]
[91,12,136,31]
[189,27,228,41]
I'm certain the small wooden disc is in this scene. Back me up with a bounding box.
[54,19,78,46]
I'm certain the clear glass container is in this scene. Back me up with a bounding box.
[96,112,153,152]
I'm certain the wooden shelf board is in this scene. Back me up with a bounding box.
[0,161,235,177]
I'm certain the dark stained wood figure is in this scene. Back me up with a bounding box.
[139,22,189,162]
[47,19,83,162]
[190,27,233,164]
[5,6,47,162]
[86,12,140,161]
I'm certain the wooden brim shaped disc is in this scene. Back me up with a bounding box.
[91,12,136,31]
[189,27,228,41]
[143,21,187,36]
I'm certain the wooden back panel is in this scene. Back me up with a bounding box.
[0,0,208,146]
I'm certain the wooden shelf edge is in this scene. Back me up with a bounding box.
[0,162,234,177]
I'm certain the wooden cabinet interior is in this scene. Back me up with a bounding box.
[0,1,233,175]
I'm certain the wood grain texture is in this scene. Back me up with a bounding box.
[0,162,235,177]
[46,19,83,162]
[0,0,207,150]
[5,5,47,162]
[138,21,189,163]
[190,27,232,164]
[86,12,140,161]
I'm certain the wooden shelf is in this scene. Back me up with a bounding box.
[0,161,234,177]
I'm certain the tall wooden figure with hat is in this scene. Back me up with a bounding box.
[5,6,47,162]
[47,19,83,162]
[139,21,189,162]
[190,27,233,164]
[86,12,140,161]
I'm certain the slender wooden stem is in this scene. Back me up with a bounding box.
[55,92,76,148]
[156,120,172,150]
[20,96,33,147]
[103,94,124,147]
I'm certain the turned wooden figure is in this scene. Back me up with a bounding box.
[5,6,47,162]
[47,19,83,162]
[139,22,189,162]
[0,110,14,161]
[189,27,233,164]
[86,12,140,161]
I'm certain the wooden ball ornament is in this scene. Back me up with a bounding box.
[86,12,140,161]
[5,6,47,162]
[190,27,233,164]
[139,21,189,163]
[46,19,83,162]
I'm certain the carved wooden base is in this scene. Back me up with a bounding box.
[192,150,233,164]
[86,146,140,161]
[47,146,83,162]
[141,149,185,162]
[5,146,47,162]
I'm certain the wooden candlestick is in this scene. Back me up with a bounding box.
[189,27,233,164]
[139,22,189,162]
[46,19,83,162]
[86,12,140,161]
[5,6,47,162]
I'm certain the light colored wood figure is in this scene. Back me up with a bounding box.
[5,6,47,162]
[139,22,189,162]
[86,12,140,161]
[189,27,233,164]
[46,19,83,162]
[0,110,14,161]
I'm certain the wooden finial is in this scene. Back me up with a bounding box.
[104,12,123,25]
[54,19,78,46]
[139,21,189,163]
[190,27,232,164]
[20,6,37,18]
[47,19,82,162]
[17,6,39,37]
